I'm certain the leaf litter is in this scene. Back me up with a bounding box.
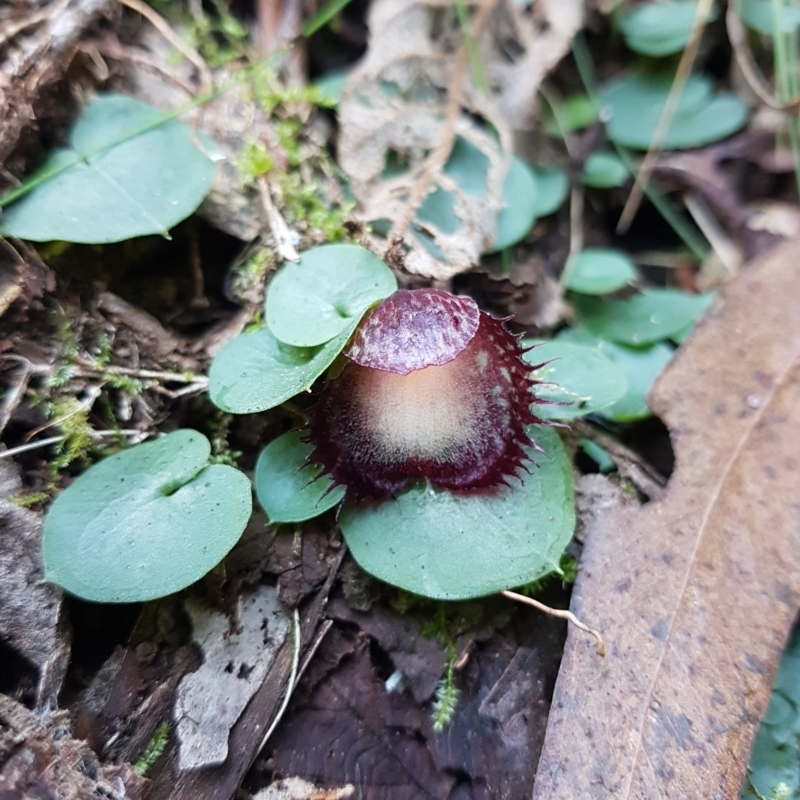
[338,0,583,279]
[533,239,800,799]
[2,0,800,798]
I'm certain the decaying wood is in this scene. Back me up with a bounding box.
[533,239,800,799]
[0,693,147,799]
[0,0,116,166]
[0,466,71,708]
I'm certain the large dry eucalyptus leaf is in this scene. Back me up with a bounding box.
[533,240,800,799]
[337,0,583,280]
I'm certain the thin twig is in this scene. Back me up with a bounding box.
[572,419,668,501]
[258,607,301,753]
[683,192,742,278]
[258,177,300,263]
[727,3,799,111]
[388,0,501,243]
[19,358,210,386]
[22,385,102,443]
[0,429,148,460]
[501,590,605,657]
[617,0,715,233]
[83,364,206,383]
[92,37,199,97]
[295,619,333,686]
[118,0,213,95]
[0,365,31,436]
[539,83,584,260]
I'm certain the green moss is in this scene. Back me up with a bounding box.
[432,642,459,732]
[235,141,275,184]
[249,68,338,116]
[517,551,579,595]
[273,170,353,242]
[48,398,94,472]
[232,66,353,244]
[135,722,169,776]
[185,0,249,67]
[8,491,51,508]
[426,605,460,731]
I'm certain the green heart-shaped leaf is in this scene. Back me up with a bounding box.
[564,248,639,295]
[487,156,540,252]
[599,73,749,150]
[42,430,252,603]
[556,328,674,421]
[266,244,397,348]
[620,1,718,57]
[738,0,800,35]
[254,431,344,523]
[523,339,628,419]
[582,152,629,188]
[530,166,569,217]
[0,94,218,243]
[208,319,360,414]
[339,426,574,600]
[573,288,714,346]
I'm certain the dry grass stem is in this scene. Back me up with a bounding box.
[501,590,606,657]
[119,0,213,95]
[617,0,715,233]
[727,3,800,112]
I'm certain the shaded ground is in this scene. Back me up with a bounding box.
[2,1,799,799]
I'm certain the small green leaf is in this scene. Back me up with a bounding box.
[530,166,569,217]
[573,288,714,346]
[0,94,218,243]
[620,1,718,57]
[208,320,360,414]
[545,93,600,136]
[741,628,800,800]
[339,426,574,600]
[580,439,616,473]
[582,151,629,188]
[672,292,715,342]
[599,73,749,150]
[312,69,349,107]
[265,244,397,347]
[303,0,356,37]
[254,431,344,523]
[42,430,252,603]
[564,248,638,295]
[738,0,800,35]
[556,328,674,421]
[487,156,540,252]
[415,138,491,240]
[523,340,628,419]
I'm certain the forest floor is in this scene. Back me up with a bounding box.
[1,1,799,799]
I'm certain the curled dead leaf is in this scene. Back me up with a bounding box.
[337,0,583,280]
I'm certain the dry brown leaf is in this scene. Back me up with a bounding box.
[337,0,582,281]
[174,585,291,770]
[533,239,800,799]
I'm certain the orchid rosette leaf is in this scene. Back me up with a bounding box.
[208,244,398,413]
[211,248,579,601]
[339,425,574,600]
